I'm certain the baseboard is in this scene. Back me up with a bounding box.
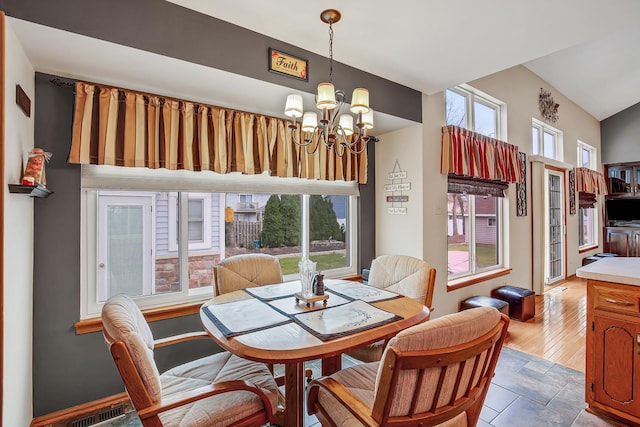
[30,393,131,427]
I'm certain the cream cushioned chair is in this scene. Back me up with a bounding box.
[348,254,436,362]
[101,294,278,427]
[214,253,283,296]
[308,307,509,427]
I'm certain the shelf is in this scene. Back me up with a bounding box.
[8,184,53,198]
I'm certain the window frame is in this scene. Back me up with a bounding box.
[81,184,358,319]
[445,85,508,285]
[576,140,598,249]
[532,118,563,161]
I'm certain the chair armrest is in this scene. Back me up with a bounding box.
[153,331,210,348]
[137,379,274,424]
[307,377,377,425]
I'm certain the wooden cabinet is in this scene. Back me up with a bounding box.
[606,163,640,194]
[586,280,640,425]
[604,227,640,256]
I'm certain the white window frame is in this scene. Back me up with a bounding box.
[577,140,598,249]
[168,192,212,252]
[80,166,360,318]
[445,85,508,282]
[532,118,564,161]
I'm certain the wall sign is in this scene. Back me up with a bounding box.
[386,160,409,215]
[268,48,308,81]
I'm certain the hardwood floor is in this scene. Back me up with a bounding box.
[504,276,587,373]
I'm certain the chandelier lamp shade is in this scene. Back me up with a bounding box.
[283,9,377,157]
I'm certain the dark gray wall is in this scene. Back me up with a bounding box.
[33,73,220,416]
[0,0,422,123]
[601,102,640,164]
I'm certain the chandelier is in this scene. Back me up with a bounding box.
[283,9,377,157]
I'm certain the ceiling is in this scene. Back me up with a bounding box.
[9,0,640,129]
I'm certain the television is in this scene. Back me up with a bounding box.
[606,198,640,223]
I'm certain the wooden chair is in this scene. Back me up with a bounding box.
[347,254,436,362]
[308,307,509,427]
[214,253,283,296]
[101,294,278,427]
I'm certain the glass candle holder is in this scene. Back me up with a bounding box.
[298,258,317,298]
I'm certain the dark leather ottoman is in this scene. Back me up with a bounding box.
[491,286,535,321]
[460,296,509,316]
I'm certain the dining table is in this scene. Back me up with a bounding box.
[199,278,430,427]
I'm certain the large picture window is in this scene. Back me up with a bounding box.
[81,184,357,318]
[445,85,507,282]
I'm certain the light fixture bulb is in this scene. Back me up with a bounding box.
[350,88,369,114]
[316,83,337,110]
[339,114,354,136]
[302,112,318,133]
[361,108,374,130]
[284,94,303,118]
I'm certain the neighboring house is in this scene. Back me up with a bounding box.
[225,193,269,222]
[447,194,497,245]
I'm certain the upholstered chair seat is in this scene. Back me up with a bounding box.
[309,307,509,427]
[347,254,436,363]
[215,253,283,296]
[102,294,278,427]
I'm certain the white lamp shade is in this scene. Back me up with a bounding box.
[361,108,374,130]
[350,88,369,114]
[302,112,318,133]
[284,94,304,118]
[316,83,337,110]
[339,114,354,136]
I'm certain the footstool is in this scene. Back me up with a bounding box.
[460,296,509,316]
[491,286,535,321]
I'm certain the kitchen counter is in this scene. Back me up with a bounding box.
[576,256,640,286]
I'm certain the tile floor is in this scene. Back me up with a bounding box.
[99,348,622,427]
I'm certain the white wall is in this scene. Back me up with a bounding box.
[3,20,35,426]
[375,125,424,258]
[376,65,602,318]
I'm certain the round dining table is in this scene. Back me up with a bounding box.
[200,280,430,427]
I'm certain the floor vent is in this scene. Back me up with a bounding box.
[68,402,130,427]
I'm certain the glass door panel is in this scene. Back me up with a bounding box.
[545,170,565,285]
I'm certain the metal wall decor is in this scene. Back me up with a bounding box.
[568,169,576,215]
[539,88,559,123]
[516,152,527,216]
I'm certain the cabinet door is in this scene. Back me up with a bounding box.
[607,166,634,193]
[592,314,640,416]
[606,228,631,256]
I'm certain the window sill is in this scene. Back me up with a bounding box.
[578,245,598,254]
[75,275,364,335]
[74,300,208,335]
[447,268,512,291]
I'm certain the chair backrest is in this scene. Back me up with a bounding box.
[215,253,283,295]
[368,254,436,309]
[101,294,161,410]
[372,307,509,426]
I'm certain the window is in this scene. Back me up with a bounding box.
[168,193,212,252]
[577,141,598,248]
[81,178,358,318]
[532,119,563,161]
[445,86,506,281]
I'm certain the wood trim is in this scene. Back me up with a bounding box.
[446,268,511,291]
[579,245,599,254]
[30,392,130,427]
[74,300,205,334]
[1,11,6,427]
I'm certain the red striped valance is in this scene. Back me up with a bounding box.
[576,167,608,195]
[441,125,523,183]
[68,82,367,183]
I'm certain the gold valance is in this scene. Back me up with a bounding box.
[68,82,367,183]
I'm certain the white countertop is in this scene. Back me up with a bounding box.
[576,257,640,286]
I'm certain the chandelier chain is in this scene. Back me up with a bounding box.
[328,21,334,84]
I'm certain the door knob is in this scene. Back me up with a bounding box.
[99,263,105,268]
